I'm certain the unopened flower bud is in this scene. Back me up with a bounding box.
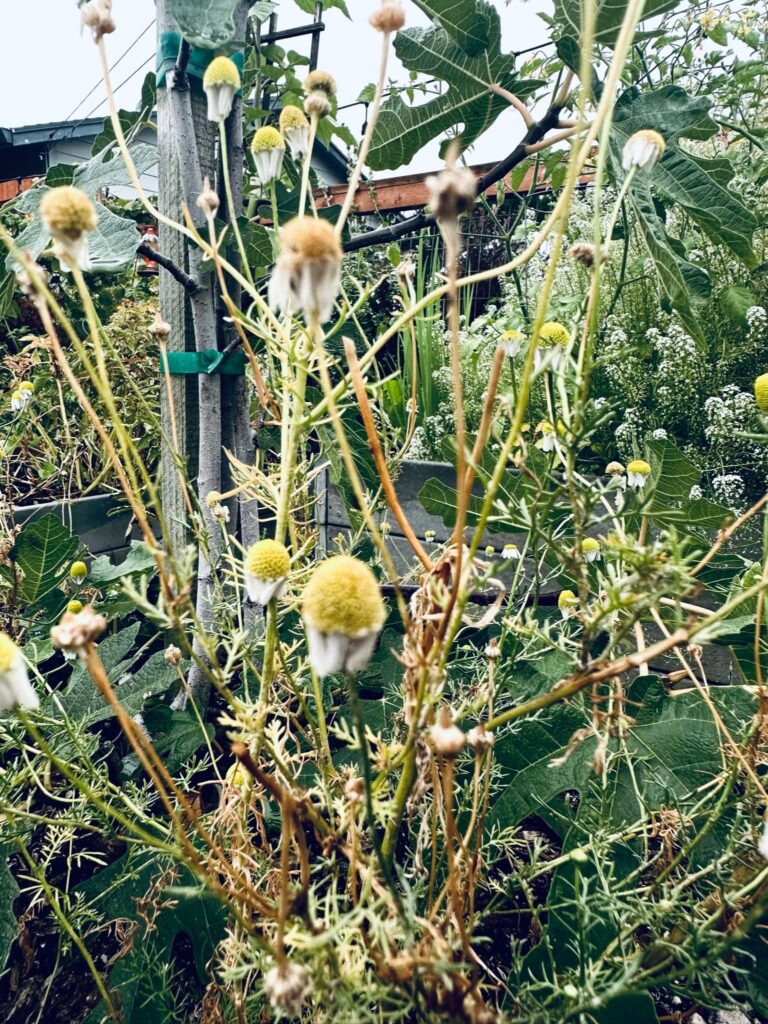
[164,644,182,667]
[467,723,494,753]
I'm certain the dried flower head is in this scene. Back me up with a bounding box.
[80,0,115,42]
[344,775,365,804]
[0,633,38,711]
[269,216,342,323]
[244,539,291,606]
[570,241,597,267]
[754,373,768,413]
[40,186,98,271]
[202,56,241,122]
[164,645,182,667]
[149,315,172,339]
[302,555,385,677]
[485,639,500,659]
[622,129,665,172]
[304,70,336,119]
[429,705,466,757]
[196,177,220,218]
[263,961,312,1018]
[50,605,107,658]
[304,70,337,97]
[467,723,494,754]
[251,126,285,184]
[369,0,406,33]
[426,156,476,225]
[605,461,625,475]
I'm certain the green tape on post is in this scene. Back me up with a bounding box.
[161,350,247,376]
[156,33,245,89]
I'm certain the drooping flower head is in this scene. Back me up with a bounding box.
[203,56,241,122]
[244,539,291,606]
[580,537,601,563]
[251,126,285,185]
[50,604,107,660]
[0,633,39,712]
[558,589,579,619]
[754,373,768,413]
[622,129,665,172]
[304,70,336,119]
[369,0,406,33]
[502,543,520,561]
[302,555,385,677]
[40,186,98,271]
[535,420,556,453]
[279,106,311,160]
[499,329,524,357]
[535,321,570,372]
[626,458,652,490]
[269,216,342,323]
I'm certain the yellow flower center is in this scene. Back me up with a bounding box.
[40,186,98,240]
[280,216,342,262]
[627,459,651,476]
[70,560,88,580]
[203,56,241,90]
[279,105,309,131]
[754,373,768,413]
[539,321,570,347]
[252,126,285,153]
[558,590,578,610]
[245,539,290,581]
[303,556,385,636]
[581,538,600,554]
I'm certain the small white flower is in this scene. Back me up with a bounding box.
[251,126,285,185]
[202,57,241,123]
[502,544,520,561]
[626,459,651,490]
[0,634,39,712]
[279,106,311,160]
[244,540,290,607]
[581,538,601,563]
[499,329,523,357]
[11,388,31,413]
[536,421,557,452]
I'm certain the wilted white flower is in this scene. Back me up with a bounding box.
[244,539,290,606]
[251,126,285,185]
[622,129,665,172]
[269,216,342,323]
[502,543,520,560]
[429,705,466,757]
[0,633,39,712]
[80,0,115,42]
[302,556,385,677]
[50,605,107,659]
[304,70,336,120]
[202,56,241,122]
[536,420,556,453]
[279,106,311,160]
[499,329,524,357]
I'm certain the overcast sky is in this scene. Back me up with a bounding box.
[0,1,553,176]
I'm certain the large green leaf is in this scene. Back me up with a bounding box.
[11,514,79,607]
[410,0,492,54]
[165,0,242,48]
[6,143,156,274]
[608,86,758,325]
[554,0,681,45]
[368,1,541,170]
[645,438,732,537]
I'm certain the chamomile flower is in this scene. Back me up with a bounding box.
[0,633,38,712]
[244,539,290,606]
[622,129,665,172]
[251,126,285,185]
[70,560,88,583]
[269,216,342,323]
[202,56,241,123]
[499,329,524,357]
[626,459,652,490]
[581,538,601,563]
[536,420,556,453]
[502,543,520,561]
[302,555,385,677]
[279,106,311,160]
[558,589,579,619]
[40,186,98,271]
[11,384,33,412]
[754,372,768,413]
[535,321,570,372]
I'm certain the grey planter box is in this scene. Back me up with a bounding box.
[13,494,136,564]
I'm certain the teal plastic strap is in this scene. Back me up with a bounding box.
[156,32,245,90]
[161,350,247,376]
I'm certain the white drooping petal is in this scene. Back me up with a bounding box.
[268,262,297,318]
[294,259,341,323]
[627,471,647,490]
[0,656,39,711]
[344,631,379,673]
[285,126,310,160]
[306,626,347,677]
[244,573,286,606]
[206,83,237,122]
[53,234,91,273]
[759,820,768,861]
[501,336,522,357]
[534,347,565,373]
[253,147,285,185]
[538,433,556,453]
[584,549,600,563]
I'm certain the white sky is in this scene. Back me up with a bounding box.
[0,0,553,176]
